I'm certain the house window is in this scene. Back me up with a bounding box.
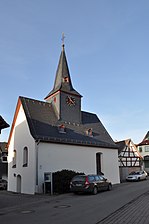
[139,147,142,153]
[145,146,149,152]
[12,150,16,168]
[2,155,7,162]
[1,151,7,163]
[23,147,28,167]
[144,160,149,168]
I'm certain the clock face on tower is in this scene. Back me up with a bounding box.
[66,96,76,106]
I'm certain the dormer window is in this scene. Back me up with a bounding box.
[58,124,66,133]
[54,97,56,103]
[63,77,69,83]
[86,128,93,137]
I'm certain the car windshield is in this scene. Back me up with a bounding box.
[72,176,86,181]
[129,171,141,175]
[0,179,7,183]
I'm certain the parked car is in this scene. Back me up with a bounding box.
[70,174,112,195]
[126,170,148,181]
[0,179,7,190]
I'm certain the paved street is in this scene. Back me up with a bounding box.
[0,180,149,224]
[98,191,149,224]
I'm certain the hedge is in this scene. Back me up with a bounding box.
[53,169,84,194]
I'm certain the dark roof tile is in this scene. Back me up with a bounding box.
[20,96,117,149]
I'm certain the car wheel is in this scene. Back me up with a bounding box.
[92,187,98,195]
[107,184,112,191]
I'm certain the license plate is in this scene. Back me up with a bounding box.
[76,184,82,186]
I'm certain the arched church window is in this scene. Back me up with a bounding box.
[12,149,16,168]
[23,147,28,167]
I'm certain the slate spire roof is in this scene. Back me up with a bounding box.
[45,44,81,100]
[8,42,117,150]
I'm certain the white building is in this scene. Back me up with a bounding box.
[8,43,120,194]
[137,131,149,173]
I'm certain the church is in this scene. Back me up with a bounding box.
[8,43,120,194]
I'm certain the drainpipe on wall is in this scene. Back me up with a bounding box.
[35,139,40,193]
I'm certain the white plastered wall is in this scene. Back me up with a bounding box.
[8,104,36,194]
[37,142,120,193]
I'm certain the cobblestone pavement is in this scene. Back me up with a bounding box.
[97,191,149,224]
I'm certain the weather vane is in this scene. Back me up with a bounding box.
[61,32,65,45]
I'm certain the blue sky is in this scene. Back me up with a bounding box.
[1,0,149,143]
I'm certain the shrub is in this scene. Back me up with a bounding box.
[53,169,84,194]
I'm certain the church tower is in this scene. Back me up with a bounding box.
[45,43,82,124]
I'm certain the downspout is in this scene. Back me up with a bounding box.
[35,139,40,193]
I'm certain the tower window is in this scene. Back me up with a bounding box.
[54,97,56,103]
[63,77,69,83]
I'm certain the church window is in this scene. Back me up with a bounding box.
[12,149,16,168]
[23,147,28,167]
[96,153,102,174]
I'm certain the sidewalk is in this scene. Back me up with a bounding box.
[97,191,149,224]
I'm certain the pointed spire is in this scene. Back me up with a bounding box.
[45,38,81,100]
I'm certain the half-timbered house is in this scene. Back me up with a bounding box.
[116,139,142,182]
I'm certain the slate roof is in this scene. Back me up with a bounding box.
[137,131,149,146]
[0,116,9,132]
[20,96,117,149]
[45,45,81,99]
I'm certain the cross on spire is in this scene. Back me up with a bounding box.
[61,32,65,46]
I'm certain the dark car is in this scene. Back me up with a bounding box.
[70,174,112,195]
[0,179,7,190]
